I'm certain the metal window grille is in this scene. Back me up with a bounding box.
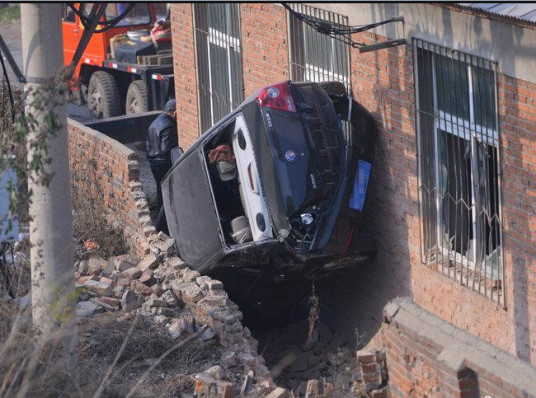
[288,4,350,87]
[194,4,244,134]
[414,39,504,306]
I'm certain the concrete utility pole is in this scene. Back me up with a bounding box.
[21,4,76,357]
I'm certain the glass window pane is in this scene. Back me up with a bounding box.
[435,54,470,120]
[472,67,497,130]
[105,4,151,26]
[155,3,168,21]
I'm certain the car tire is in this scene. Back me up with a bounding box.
[87,71,121,118]
[318,81,347,96]
[126,80,149,115]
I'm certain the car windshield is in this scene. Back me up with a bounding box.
[79,4,151,27]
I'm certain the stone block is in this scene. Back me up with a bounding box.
[148,298,168,308]
[370,386,391,398]
[76,300,98,317]
[117,277,131,287]
[139,270,156,286]
[84,279,112,296]
[166,257,186,269]
[196,275,212,289]
[138,253,159,272]
[151,283,164,296]
[77,260,89,275]
[161,290,179,307]
[206,280,223,292]
[99,276,113,285]
[179,284,204,306]
[180,269,201,283]
[131,280,152,295]
[120,267,142,279]
[101,259,116,277]
[356,349,380,364]
[305,379,320,398]
[91,297,119,311]
[265,387,290,398]
[87,257,106,275]
[220,351,236,369]
[159,238,176,255]
[78,275,98,284]
[198,294,227,308]
[143,225,156,237]
[121,289,138,312]
[194,375,233,398]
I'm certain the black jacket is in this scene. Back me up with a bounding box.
[146,113,178,161]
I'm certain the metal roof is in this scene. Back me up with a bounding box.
[457,3,536,23]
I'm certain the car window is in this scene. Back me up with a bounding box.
[105,3,151,26]
[63,3,75,22]
[155,3,169,21]
[79,3,151,27]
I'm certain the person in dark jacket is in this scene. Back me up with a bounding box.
[146,99,178,208]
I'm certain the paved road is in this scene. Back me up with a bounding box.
[1,19,94,123]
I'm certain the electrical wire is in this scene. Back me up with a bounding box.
[282,3,404,49]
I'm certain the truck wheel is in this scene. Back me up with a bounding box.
[126,80,149,115]
[87,71,120,118]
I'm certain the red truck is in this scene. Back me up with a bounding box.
[62,3,174,118]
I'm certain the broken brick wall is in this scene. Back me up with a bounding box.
[67,119,155,257]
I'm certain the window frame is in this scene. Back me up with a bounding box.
[287,3,351,88]
[414,39,504,305]
[194,3,244,134]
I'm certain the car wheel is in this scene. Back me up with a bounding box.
[87,71,121,118]
[126,80,149,115]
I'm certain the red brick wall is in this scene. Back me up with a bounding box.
[67,119,155,257]
[347,30,536,361]
[170,4,199,149]
[240,3,289,97]
[383,298,536,398]
[170,3,288,149]
[169,3,536,364]
[498,74,536,362]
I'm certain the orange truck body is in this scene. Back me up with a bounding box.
[60,4,174,116]
[62,4,159,82]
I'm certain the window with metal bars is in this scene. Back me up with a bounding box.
[288,4,350,86]
[194,4,243,133]
[414,39,504,305]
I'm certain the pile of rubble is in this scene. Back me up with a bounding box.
[74,232,283,397]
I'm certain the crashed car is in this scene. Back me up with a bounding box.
[162,80,376,308]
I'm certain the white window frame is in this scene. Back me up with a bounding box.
[206,26,241,126]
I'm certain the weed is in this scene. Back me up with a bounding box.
[0,6,20,22]
[304,282,320,351]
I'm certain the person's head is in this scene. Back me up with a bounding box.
[163,99,177,118]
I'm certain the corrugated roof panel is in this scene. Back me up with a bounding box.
[457,3,536,23]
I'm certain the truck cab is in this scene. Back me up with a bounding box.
[62,3,174,118]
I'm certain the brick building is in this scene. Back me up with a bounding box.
[169,3,536,395]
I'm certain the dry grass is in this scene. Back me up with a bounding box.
[0,307,223,398]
